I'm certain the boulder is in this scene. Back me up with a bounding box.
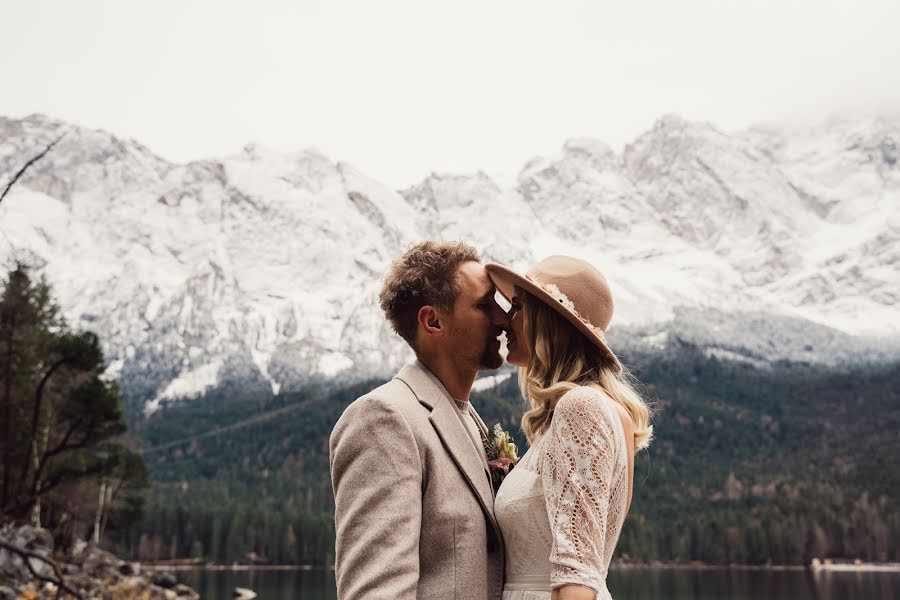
[82,544,125,580]
[0,523,199,600]
[175,583,201,599]
[0,523,55,584]
[69,538,88,564]
[153,571,178,589]
[9,525,53,553]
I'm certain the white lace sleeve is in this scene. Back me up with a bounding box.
[540,387,619,595]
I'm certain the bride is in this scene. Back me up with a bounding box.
[486,256,653,600]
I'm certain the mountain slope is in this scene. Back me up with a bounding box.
[120,352,900,565]
[1,113,898,411]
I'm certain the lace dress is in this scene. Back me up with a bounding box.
[495,387,629,600]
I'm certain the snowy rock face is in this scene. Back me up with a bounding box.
[0,114,898,411]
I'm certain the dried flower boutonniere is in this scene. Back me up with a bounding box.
[486,423,519,492]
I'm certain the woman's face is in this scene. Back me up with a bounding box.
[505,286,528,367]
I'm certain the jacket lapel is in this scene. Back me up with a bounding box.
[395,361,498,533]
[469,407,492,472]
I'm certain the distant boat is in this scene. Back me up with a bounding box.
[234,587,257,599]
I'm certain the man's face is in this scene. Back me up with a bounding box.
[443,261,509,372]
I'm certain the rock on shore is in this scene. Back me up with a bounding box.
[0,523,199,599]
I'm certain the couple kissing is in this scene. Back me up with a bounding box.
[330,240,653,600]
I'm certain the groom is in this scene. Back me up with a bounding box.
[330,241,509,599]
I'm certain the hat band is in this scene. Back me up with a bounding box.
[526,274,607,342]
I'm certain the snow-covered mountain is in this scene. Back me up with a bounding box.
[1,113,897,412]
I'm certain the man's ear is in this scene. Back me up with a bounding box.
[418,306,442,336]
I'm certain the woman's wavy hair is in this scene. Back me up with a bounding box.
[517,290,653,451]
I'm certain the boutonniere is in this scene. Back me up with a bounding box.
[486,423,519,491]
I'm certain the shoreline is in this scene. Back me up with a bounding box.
[143,564,332,572]
[142,561,900,573]
[615,560,900,573]
[612,563,807,572]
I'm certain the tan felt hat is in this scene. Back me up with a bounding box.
[486,255,623,373]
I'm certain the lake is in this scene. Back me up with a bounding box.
[176,567,900,599]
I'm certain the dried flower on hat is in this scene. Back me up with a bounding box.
[528,275,586,323]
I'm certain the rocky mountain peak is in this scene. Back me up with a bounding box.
[1,113,897,412]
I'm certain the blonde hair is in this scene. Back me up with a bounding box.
[517,291,653,451]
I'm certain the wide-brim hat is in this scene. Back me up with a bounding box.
[486,256,623,373]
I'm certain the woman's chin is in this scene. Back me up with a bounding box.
[506,353,526,367]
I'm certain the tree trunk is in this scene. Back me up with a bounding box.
[29,439,41,527]
[99,479,114,543]
[29,422,49,527]
[1,310,16,508]
[22,358,66,500]
[94,477,107,545]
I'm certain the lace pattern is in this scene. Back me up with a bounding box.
[517,386,629,595]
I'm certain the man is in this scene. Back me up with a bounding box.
[330,240,509,599]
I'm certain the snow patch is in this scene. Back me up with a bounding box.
[102,359,124,382]
[472,372,513,392]
[318,352,354,377]
[250,348,281,395]
[145,360,223,415]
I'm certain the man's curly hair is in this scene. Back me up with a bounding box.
[379,240,480,349]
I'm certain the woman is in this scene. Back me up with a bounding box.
[487,256,653,600]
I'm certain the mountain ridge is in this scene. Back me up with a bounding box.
[1,112,897,412]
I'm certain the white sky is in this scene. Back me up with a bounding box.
[2,0,899,188]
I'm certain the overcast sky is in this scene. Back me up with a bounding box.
[2,0,898,188]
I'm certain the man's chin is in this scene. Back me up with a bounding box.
[478,350,504,371]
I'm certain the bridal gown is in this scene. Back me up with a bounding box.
[495,387,629,600]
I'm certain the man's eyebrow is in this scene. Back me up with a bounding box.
[479,285,496,302]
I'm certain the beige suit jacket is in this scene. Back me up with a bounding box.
[330,360,505,599]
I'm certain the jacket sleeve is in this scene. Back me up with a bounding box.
[329,393,423,599]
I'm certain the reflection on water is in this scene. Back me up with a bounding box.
[176,570,336,600]
[608,568,900,600]
[178,567,900,600]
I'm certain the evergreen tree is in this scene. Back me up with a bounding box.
[0,264,147,546]
[0,265,59,510]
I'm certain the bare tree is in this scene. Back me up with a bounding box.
[0,132,68,207]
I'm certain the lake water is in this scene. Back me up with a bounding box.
[176,567,900,599]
